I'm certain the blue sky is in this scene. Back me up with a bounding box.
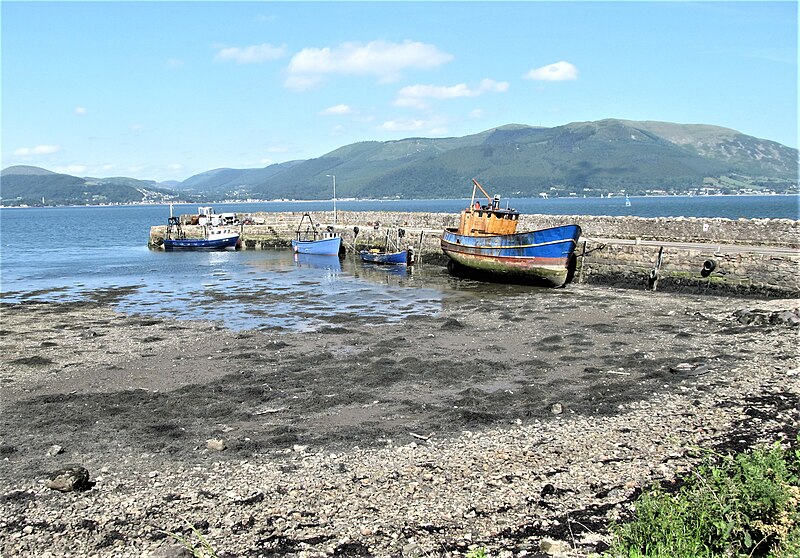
[2,1,797,183]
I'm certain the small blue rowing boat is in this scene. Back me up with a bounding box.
[441,179,581,287]
[291,213,342,256]
[359,249,410,265]
[358,227,415,265]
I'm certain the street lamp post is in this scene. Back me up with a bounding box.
[326,174,336,226]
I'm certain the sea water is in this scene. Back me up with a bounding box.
[0,195,796,331]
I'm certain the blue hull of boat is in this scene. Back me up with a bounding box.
[441,224,581,286]
[359,250,408,265]
[291,236,342,256]
[163,236,240,250]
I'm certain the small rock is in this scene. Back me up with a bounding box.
[46,445,64,457]
[550,402,563,415]
[206,439,226,452]
[151,544,193,558]
[540,538,571,556]
[45,465,91,492]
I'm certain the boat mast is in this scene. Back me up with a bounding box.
[471,179,493,206]
[326,174,337,227]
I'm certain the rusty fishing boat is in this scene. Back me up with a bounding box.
[441,179,581,287]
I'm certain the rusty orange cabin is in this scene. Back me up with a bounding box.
[456,179,521,236]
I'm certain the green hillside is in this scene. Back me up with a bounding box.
[237,119,797,199]
[2,119,797,206]
[0,166,183,206]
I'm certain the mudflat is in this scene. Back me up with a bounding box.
[1,285,798,557]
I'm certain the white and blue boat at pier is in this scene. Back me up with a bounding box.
[162,214,240,251]
[291,212,342,256]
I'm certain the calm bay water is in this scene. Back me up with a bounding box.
[1,195,796,331]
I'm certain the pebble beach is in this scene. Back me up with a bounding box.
[1,285,798,557]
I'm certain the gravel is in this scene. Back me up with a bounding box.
[1,287,798,557]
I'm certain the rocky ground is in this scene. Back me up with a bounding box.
[0,285,798,557]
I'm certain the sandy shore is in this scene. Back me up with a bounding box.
[1,285,798,557]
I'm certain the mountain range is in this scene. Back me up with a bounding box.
[2,119,797,206]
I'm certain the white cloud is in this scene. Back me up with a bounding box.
[525,61,578,81]
[14,144,61,156]
[287,40,453,84]
[166,58,184,69]
[74,106,87,115]
[215,43,287,64]
[167,163,183,172]
[320,104,352,116]
[469,109,485,119]
[394,78,509,109]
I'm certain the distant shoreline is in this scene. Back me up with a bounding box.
[1,192,798,211]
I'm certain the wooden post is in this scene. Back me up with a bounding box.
[649,246,664,291]
[578,240,587,284]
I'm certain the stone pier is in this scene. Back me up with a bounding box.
[149,210,800,297]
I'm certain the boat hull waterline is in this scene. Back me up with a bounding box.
[163,234,240,250]
[441,225,582,287]
[291,236,342,256]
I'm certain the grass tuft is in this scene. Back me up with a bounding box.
[163,522,219,558]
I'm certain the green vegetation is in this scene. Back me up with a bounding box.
[165,523,219,558]
[606,437,800,557]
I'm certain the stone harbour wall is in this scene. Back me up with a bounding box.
[575,240,799,298]
[149,211,800,297]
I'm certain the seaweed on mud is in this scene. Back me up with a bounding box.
[453,408,502,427]
[125,317,163,327]
[86,286,141,305]
[585,323,617,334]
[230,438,274,454]
[140,335,164,343]
[144,422,186,439]
[440,318,465,330]
[317,327,352,334]
[265,425,302,446]
[0,489,33,503]
[713,391,800,455]
[9,355,53,366]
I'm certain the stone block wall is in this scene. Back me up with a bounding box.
[576,240,799,297]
